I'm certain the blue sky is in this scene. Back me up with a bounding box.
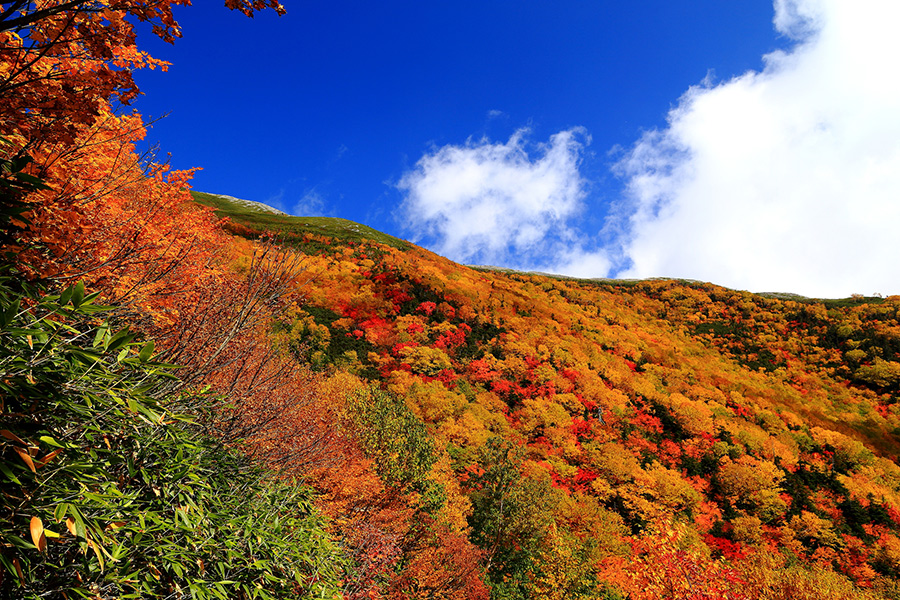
[134,1,900,298]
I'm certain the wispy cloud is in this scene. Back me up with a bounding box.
[264,186,330,217]
[292,188,329,217]
[397,128,612,275]
[613,0,900,297]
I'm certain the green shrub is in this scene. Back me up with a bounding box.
[0,276,343,599]
[346,386,445,513]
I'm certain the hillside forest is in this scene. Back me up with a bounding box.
[3,2,900,599]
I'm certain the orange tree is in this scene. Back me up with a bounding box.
[0,1,283,153]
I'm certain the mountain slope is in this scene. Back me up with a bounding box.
[200,197,900,598]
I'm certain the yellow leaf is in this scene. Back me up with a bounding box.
[30,516,47,552]
[88,538,105,572]
[15,447,36,473]
[66,517,77,536]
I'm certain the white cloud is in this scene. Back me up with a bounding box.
[291,188,328,216]
[265,187,329,216]
[615,0,900,297]
[397,128,612,275]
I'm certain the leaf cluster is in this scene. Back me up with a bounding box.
[346,385,445,513]
[0,276,343,599]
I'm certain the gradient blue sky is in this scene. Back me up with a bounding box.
[133,1,900,298]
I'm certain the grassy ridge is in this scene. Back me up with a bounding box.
[193,191,889,307]
[191,191,409,250]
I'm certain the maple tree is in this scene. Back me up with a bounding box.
[0,1,283,151]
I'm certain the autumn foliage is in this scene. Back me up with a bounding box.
[259,229,900,599]
[5,2,900,599]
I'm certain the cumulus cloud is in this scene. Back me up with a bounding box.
[397,128,612,275]
[615,0,900,297]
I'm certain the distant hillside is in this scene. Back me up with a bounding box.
[191,191,409,250]
[190,192,900,599]
[194,191,289,215]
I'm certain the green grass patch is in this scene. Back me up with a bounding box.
[191,191,409,250]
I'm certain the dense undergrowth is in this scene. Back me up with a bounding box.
[0,275,343,599]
